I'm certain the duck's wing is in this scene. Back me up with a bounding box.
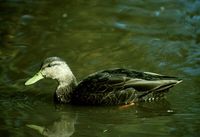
[72,68,182,105]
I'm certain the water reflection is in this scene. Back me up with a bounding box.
[72,100,174,137]
[25,100,173,137]
[135,99,174,118]
[1,0,200,137]
[27,113,76,137]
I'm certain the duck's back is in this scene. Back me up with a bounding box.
[70,68,181,105]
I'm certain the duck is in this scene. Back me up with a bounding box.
[25,57,182,105]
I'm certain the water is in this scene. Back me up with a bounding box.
[0,0,200,136]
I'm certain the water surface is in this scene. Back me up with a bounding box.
[0,0,200,137]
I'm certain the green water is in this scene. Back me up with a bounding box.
[0,0,200,136]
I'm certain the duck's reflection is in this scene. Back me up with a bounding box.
[26,99,173,137]
[27,113,77,137]
[134,99,174,117]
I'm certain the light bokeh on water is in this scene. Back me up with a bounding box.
[0,0,200,137]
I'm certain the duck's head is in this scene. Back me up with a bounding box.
[25,57,76,86]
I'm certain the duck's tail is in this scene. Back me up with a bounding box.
[152,79,182,91]
[138,79,182,101]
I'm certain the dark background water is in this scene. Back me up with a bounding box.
[0,0,200,137]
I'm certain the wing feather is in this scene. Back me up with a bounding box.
[72,68,182,104]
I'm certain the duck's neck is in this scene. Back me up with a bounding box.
[55,76,77,103]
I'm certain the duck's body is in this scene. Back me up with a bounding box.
[70,68,181,105]
[25,57,182,105]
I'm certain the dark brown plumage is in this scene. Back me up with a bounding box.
[70,68,181,105]
[25,57,182,105]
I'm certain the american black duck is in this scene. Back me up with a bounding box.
[25,57,182,105]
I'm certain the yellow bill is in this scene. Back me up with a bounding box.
[25,71,44,85]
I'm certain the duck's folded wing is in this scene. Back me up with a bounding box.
[124,78,182,92]
[72,70,182,104]
[77,71,181,94]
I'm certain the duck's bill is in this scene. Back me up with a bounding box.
[25,71,44,85]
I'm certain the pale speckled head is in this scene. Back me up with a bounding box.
[25,57,75,85]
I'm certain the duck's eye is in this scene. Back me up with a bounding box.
[46,63,60,68]
[47,64,51,67]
